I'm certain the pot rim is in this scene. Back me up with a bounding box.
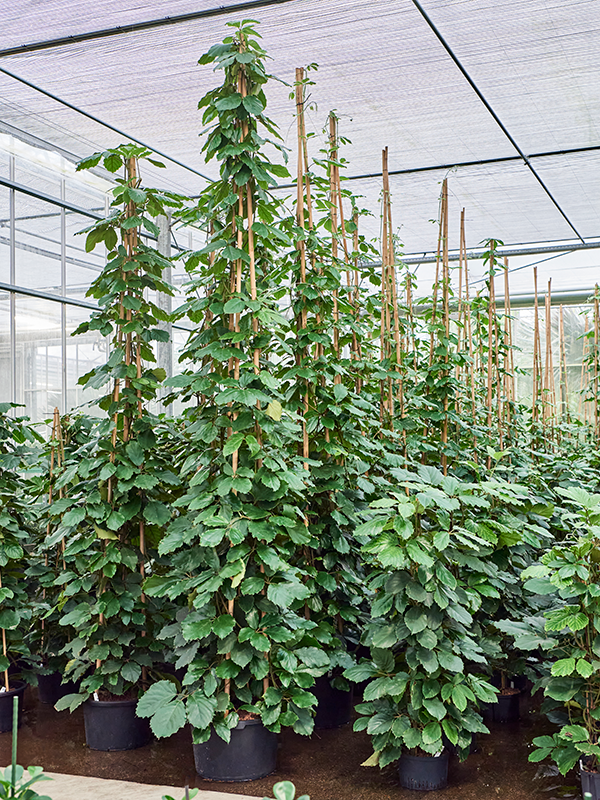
[0,680,26,697]
[580,757,600,775]
[235,717,264,729]
[400,749,447,761]
[85,697,139,708]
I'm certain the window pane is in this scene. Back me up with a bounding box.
[66,305,108,414]
[14,194,62,294]
[0,289,10,403]
[14,156,62,200]
[15,295,62,423]
[0,187,10,284]
[65,212,104,301]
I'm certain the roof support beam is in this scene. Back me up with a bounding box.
[0,66,213,183]
[410,0,585,243]
[290,144,600,185]
[0,0,296,57]
[0,176,102,219]
[399,240,600,264]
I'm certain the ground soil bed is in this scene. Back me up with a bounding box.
[0,688,580,800]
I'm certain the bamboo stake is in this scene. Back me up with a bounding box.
[294,67,312,469]
[461,211,477,459]
[440,180,449,474]
[580,316,590,422]
[422,181,447,454]
[0,572,7,691]
[485,240,497,467]
[559,305,568,421]
[532,267,542,428]
[428,180,446,366]
[455,219,465,418]
[594,284,600,439]
[329,114,340,367]
[543,280,556,438]
[503,259,515,412]
[352,211,362,392]
[223,59,253,699]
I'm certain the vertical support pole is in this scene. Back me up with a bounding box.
[9,155,16,409]
[60,178,67,416]
[156,212,173,415]
[532,267,541,430]
[559,305,568,421]
[485,240,496,467]
[11,694,17,790]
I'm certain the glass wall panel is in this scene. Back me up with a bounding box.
[0,187,10,284]
[65,212,105,302]
[0,289,10,403]
[14,295,62,423]
[14,194,62,294]
[65,305,108,415]
[512,303,592,416]
[0,147,9,179]
[14,155,62,199]
[64,176,107,216]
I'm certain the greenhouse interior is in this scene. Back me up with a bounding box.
[1,1,600,799]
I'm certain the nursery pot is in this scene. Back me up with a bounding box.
[193,718,277,781]
[312,676,353,729]
[492,689,520,723]
[0,682,25,732]
[443,733,477,757]
[37,672,77,705]
[83,697,151,751]
[580,759,600,800]
[398,750,449,791]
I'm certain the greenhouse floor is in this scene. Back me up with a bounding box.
[29,771,254,800]
[0,688,579,800]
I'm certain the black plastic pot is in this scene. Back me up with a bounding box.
[443,733,477,757]
[0,682,26,732]
[398,750,449,791]
[37,672,78,705]
[492,690,520,723]
[83,697,151,751]
[313,676,353,729]
[580,759,600,800]
[193,718,277,781]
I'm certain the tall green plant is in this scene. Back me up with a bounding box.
[515,488,600,775]
[344,468,509,765]
[138,21,334,744]
[50,144,184,710]
[0,404,42,690]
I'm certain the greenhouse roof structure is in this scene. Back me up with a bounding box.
[2,0,600,267]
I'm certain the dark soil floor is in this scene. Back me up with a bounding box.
[0,687,583,800]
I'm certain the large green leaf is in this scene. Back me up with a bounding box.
[121,662,142,683]
[404,606,428,634]
[267,581,310,607]
[137,681,177,718]
[187,693,217,730]
[150,699,187,739]
[213,615,235,638]
[524,577,556,595]
[423,697,446,720]
[0,610,19,629]
[551,657,576,677]
[59,603,91,629]
[143,501,171,527]
[224,432,245,456]
[422,721,442,744]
